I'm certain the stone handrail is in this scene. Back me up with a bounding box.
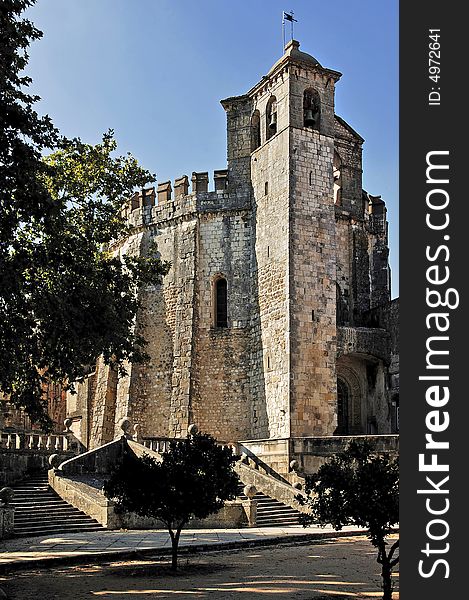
[235,442,291,485]
[0,431,69,452]
[235,462,310,514]
[56,437,163,475]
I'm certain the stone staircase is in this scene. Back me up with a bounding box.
[238,485,302,527]
[10,472,104,538]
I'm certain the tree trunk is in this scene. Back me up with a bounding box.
[377,540,394,600]
[381,557,392,600]
[169,525,183,571]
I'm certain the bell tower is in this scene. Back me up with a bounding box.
[222,40,342,439]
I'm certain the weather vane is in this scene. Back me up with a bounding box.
[282,10,297,50]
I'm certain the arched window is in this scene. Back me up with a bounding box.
[303,88,320,130]
[251,110,261,151]
[266,96,277,140]
[214,277,228,328]
[333,150,342,205]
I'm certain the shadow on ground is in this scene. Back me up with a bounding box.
[0,537,399,599]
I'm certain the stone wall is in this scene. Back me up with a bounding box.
[64,40,398,449]
[363,299,400,429]
[240,434,398,476]
[250,127,291,439]
[336,354,392,434]
[191,212,252,442]
[289,127,337,437]
[291,434,399,474]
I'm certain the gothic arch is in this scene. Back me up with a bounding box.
[335,363,364,434]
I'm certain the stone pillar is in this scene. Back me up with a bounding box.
[214,169,228,192]
[241,499,257,527]
[191,171,209,193]
[142,187,156,207]
[157,181,172,204]
[0,487,14,539]
[130,191,140,211]
[174,175,189,198]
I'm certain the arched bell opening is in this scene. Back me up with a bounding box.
[251,110,261,151]
[303,88,321,131]
[266,96,277,140]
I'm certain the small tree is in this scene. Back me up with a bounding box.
[298,440,399,600]
[103,430,240,570]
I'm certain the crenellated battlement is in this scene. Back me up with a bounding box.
[123,168,250,229]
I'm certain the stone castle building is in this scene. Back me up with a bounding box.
[67,40,399,450]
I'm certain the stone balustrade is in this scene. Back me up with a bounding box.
[141,437,172,454]
[0,431,69,452]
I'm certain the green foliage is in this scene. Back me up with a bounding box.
[298,441,399,600]
[104,432,240,526]
[0,1,169,429]
[300,440,399,543]
[103,432,240,569]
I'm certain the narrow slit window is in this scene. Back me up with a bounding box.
[215,278,228,328]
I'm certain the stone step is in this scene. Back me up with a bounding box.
[11,473,104,537]
[14,505,80,514]
[11,501,71,508]
[257,512,300,520]
[19,486,50,490]
[14,507,87,518]
[11,493,58,499]
[238,485,303,527]
[12,482,49,487]
[257,508,300,517]
[14,516,97,527]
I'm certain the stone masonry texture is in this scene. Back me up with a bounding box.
[68,40,399,449]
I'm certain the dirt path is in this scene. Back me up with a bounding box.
[0,535,399,599]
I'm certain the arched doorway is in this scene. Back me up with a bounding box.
[335,363,364,435]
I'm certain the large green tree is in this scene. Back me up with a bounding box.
[298,441,399,600]
[104,431,240,570]
[0,0,169,429]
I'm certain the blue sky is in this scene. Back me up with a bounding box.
[26,0,399,297]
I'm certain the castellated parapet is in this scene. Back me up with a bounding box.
[68,40,398,449]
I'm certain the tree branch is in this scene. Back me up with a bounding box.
[388,540,399,561]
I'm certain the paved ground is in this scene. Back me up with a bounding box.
[0,534,400,599]
[0,525,367,571]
